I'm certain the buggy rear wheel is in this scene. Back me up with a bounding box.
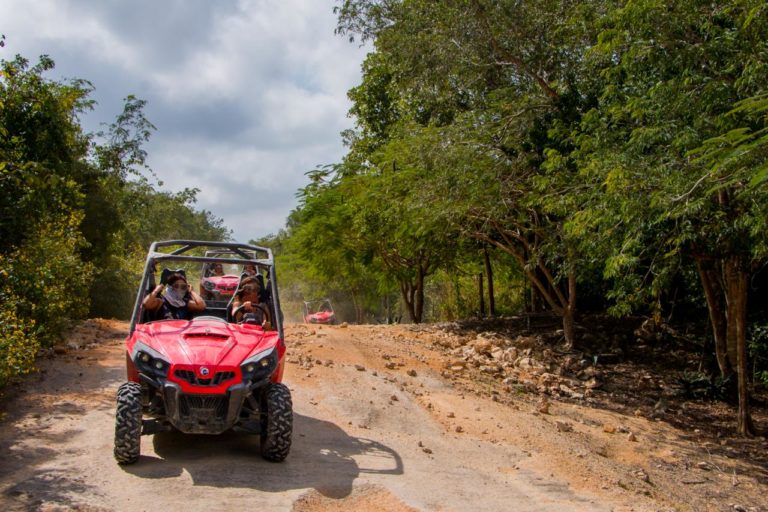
[260,383,293,462]
[114,382,142,464]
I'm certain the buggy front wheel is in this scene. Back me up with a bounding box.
[114,382,142,464]
[260,383,293,462]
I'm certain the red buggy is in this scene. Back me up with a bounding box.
[302,298,336,325]
[114,241,291,464]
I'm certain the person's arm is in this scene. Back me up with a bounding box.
[186,290,207,312]
[142,285,164,311]
[232,299,252,322]
[258,303,272,330]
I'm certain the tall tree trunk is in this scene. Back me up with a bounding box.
[399,274,425,324]
[399,279,417,323]
[483,245,495,316]
[351,290,360,325]
[562,261,577,350]
[696,258,733,378]
[478,272,485,317]
[529,272,546,312]
[716,190,739,376]
[520,263,576,348]
[724,257,755,436]
[563,307,575,351]
[724,272,739,373]
[414,267,425,323]
[476,230,576,347]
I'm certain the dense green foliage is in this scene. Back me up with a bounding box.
[0,52,228,385]
[279,0,768,433]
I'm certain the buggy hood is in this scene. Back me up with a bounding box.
[132,320,273,368]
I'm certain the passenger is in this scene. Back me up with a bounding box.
[243,264,258,277]
[143,273,206,320]
[231,277,271,328]
[211,263,225,276]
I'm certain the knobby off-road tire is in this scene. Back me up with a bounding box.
[260,383,293,462]
[114,382,143,464]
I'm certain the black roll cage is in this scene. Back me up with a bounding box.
[129,240,283,340]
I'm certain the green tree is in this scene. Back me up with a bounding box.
[573,0,768,435]
[0,53,95,335]
[354,124,461,323]
[0,54,93,251]
[336,0,611,343]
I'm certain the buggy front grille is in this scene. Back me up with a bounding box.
[174,369,236,386]
[178,394,228,420]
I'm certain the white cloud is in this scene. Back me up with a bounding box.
[4,0,140,70]
[257,83,347,144]
[147,135,346,241]
[145,0,365,105]
[2,0,369,241]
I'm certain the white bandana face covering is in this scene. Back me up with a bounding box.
[164,285,187,307]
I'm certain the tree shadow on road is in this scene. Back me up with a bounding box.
[0,365,125,510]
[122,413,403,498]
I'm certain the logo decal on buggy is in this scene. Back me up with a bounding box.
[200,367,210,376]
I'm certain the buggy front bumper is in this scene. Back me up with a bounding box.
[162,381,248,434]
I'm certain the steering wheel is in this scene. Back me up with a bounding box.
[234,302,270,326]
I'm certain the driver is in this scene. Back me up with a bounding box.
[143,273,206,320]
[211,263,225,276]
[231,277,271,328]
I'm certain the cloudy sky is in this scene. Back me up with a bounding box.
[2,0,368,242]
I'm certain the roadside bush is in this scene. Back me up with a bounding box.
[88,249,144,320]
[0,213,91,386]
[2,213,92,346]
[0,299,39,387]
[748,323,768,387]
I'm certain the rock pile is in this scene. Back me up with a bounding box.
[424,329,608,401]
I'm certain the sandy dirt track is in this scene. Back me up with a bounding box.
[0,319,764,511]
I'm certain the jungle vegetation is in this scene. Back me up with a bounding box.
[278,0,768,435]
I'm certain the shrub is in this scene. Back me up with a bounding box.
[0,301,39,387]
[1,211,92,344]
[748,323,768,387]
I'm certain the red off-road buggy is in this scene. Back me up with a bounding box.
[302,298,336,325]
[113,240,291,464]
[198,249,245,304]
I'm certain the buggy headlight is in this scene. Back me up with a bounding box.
[132,342,170,379]
[203,280,216,291]
[241,347,278,383]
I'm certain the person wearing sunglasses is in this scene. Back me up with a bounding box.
[143,273,206,320]
[232,276,271,328]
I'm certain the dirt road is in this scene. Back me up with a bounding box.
[0,320,764,511]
